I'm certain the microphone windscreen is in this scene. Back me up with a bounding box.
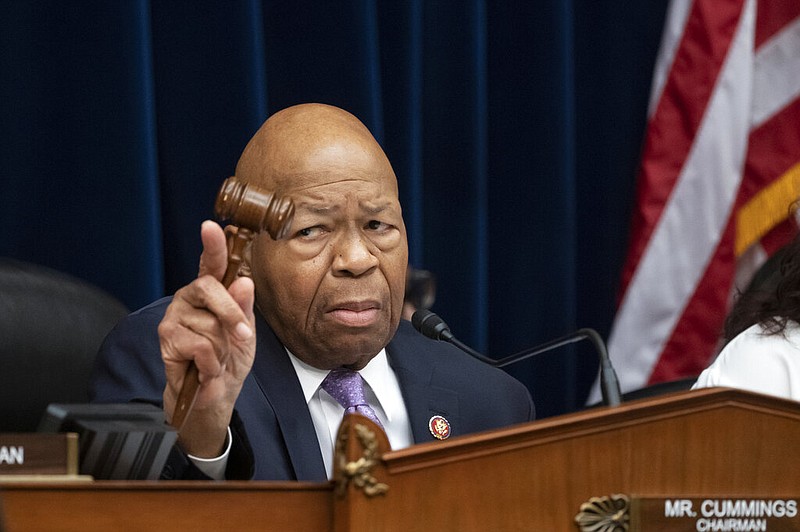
[411,309,431,333]
[411,310,451,341]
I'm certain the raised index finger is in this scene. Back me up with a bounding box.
[197,220,228,281]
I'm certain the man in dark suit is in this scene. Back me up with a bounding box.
[90,103,534,481]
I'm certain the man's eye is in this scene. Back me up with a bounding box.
[367,220,389,231]
[297,226,322,238]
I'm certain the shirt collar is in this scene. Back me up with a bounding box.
[286,348,395,420]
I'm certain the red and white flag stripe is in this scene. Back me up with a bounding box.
[588,0,800,402]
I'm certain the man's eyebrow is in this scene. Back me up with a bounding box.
[294,202,340,215]
[361,202,391,215]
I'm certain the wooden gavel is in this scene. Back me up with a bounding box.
[170,176,295,431]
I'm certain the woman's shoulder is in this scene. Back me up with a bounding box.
[730,319,800,346]
[693,319,800,399]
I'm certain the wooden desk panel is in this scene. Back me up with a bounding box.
[338,388,800,530]
[2,389,798,531]
[0,481,332,532]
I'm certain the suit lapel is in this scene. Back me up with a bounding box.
[250,315,327,481]
[387,334,461,443]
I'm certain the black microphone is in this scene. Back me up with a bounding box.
[411,309,622,407]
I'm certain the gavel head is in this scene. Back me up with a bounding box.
[214,176,295,240]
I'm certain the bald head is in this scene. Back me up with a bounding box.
[235,103,397,198]
[239,103,409,370]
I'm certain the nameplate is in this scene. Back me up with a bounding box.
[631,496,800,531]
[0,433,79,476]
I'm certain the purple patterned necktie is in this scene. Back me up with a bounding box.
[321,368,384,429]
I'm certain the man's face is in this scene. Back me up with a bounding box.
[248,138,408,370]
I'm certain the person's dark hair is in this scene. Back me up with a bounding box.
[724,232,800,342]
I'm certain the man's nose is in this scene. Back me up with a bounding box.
[332,230,379,276]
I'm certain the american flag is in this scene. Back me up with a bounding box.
[588,0,800,402]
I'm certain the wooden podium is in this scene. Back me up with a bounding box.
[2,387,799,531]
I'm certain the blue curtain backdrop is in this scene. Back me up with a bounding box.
[0,1,668,418]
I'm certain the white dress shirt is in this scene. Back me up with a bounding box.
[288,348,414,479]
[189,347,413,480]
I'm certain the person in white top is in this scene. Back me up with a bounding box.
[694,232,800,401]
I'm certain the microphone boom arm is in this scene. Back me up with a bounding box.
[411,309,621,407]
[492,328,621,407]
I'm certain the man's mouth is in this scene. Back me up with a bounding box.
[328,301,381,326]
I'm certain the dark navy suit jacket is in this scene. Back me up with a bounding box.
[90,297,535,481]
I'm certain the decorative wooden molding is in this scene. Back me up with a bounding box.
[574,493,630,531]
[333,414,390,498]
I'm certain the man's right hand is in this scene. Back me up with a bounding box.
[158,220,257,458]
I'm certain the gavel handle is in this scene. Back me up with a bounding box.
[170,228,254,431]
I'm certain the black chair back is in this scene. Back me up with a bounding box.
[0,259,129,431]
